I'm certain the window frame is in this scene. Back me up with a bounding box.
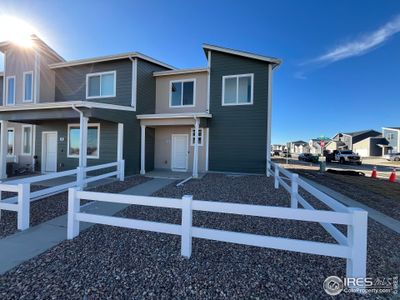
[67,123,101,159]
[23,71,34,103]
[21,124,33,155]
[85,71,117,99]
[190,128,204,146]
[6,76,16,105]
[221,73,254,106]
[169,78,196,108]
[7,128,15,157]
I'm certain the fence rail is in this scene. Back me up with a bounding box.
[0,160,124,231]
[67,164,368,281]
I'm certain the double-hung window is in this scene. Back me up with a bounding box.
[222,74,254,105]
[86,71,116,99]
[23,71,34,102]
[7,128,14,156]
[68,124,100,159]
[170,79,195,107]
[22,125,33,155]
[6,76,15,105]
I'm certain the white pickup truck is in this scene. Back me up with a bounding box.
[325,150,362,165]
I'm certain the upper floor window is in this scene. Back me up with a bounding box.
[6,76,15,105]
[170,79,195,107]
[86,71,116,99]
[23,71,34,102]
[222,74,254,106]
[386,133,395,141]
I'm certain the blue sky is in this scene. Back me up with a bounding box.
[0,0,399,144]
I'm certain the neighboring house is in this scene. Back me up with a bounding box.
[0,36,281,178]
[382,127,400,155]
[287,140,309,154]
[353,136,389,157]
[309,137,330,155]
[272,144,286,151]
[329,130,381,151]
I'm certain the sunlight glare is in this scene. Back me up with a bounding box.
[0,15,37,47]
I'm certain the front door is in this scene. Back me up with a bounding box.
[171,134,188,171]
[42,132,57,172]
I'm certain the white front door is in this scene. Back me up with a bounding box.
[171,134,188,171]
[42,132,57,172]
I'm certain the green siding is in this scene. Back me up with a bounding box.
[208,51,270,174]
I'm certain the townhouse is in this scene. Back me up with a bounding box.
[0,35,280,179]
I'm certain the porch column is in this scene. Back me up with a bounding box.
[78,116,88,186]
[0,121,8,179]
[193,118,199,178]
[117,123,124,181]
[140,125,146,175]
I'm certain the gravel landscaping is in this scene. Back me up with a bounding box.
[0,175,149,239]
[0,174,398,299]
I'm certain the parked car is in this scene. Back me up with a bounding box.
[324,150,362,165]
[298,153,319,163]
[280,151,291,158]
[271,150,281,156]
[384,152,400,161]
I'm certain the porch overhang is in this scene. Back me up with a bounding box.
[136,112,212,127]
[0,101,136,123]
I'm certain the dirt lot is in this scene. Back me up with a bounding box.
[275,159,400,220]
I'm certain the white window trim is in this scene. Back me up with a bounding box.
[7,127,15,157]
[67,123,101,159]
[23,71,34,103]
[169,78,196,108]
[86,71,116,99]
[190,128,204,146]
[6,76,16,106]
[222,73,254,106]
[21,124,33,155]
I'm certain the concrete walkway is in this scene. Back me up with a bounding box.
[303,177,400,234]
[0,178,174,275]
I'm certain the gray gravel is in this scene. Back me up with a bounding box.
[0,175,150,238]
[0,174,398,299]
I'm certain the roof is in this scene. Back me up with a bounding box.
[289,140,307,145]
[153,67,208,77]
[49,52,175,70]
[137,112,212,120]
[343,129,380,137]
[383,127,400,131]
[0,101,136,112]
[0,34,65,62]
[202,44,282,68]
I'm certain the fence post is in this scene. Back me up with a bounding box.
[346,208,368,289]
[274,167,280,189]
[17,183,30,230]
[67,188,80,239]
[118,160,125,181]
[290,173,299,208]
[181,195,193,258]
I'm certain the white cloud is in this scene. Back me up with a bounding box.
[313,14,400,64]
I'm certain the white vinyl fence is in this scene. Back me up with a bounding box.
[67,162,368,280]
[0,160,124,230]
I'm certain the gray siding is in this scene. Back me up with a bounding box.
[383,129,399,152]
[208,51,270,173]
[54,59,132,106]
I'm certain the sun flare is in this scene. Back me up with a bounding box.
[0,15,37,47]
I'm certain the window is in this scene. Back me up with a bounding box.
[23,71,34,102]
[67,124,100,159]
[222,74,254,105]
[7,128,14,156]
[22,125,32,155]
[170,79,195,107]
[6,76,15,105]
[86,71,116,99]
[387,133,395,141]
[190,128,204,146]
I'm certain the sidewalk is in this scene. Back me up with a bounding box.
[0,178,174,275]
[302,177,400,234]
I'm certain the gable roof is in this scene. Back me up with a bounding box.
[49,51,175,70]
[289,140,308,145]
[0,34,65,62]
[202,44,282,68]
[343,129,380,137]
